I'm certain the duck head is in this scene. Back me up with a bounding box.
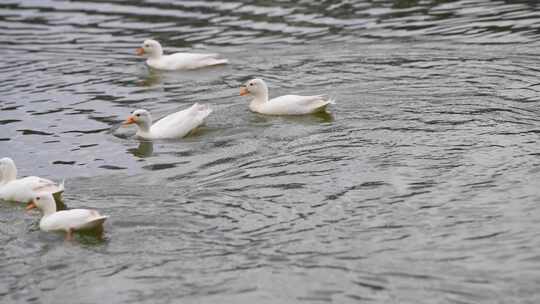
[26,193,57,216]
[136,39,163,58]
[240,78,269,100]
[123,109,153,132]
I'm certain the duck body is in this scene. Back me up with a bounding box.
[146,53,228,70]
[123,103,212,140]
[240,78,335,115]
[249,94,335,115]
[40,209,108,233]
[137,39,228,71]
[0,176,63,203]
[0,157,64,204]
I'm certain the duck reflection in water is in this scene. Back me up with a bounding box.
[311,110,334,122]
[251,110,334,124]
[128,140,154,158]
[137,69,163,87]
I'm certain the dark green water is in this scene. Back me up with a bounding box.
[1,0,540,303]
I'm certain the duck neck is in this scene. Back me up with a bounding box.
[149,46,163,60]
[250,86,269,107]
[40,199,58,217]
[41,205,57,217]
[0,161,17,186]
[136,119,152,135]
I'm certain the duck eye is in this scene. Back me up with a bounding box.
[145,44,149,47]
[36,197,40,200]
[249,83,254,86]
[136,114,141,117]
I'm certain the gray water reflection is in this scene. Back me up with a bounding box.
[1,0,540,303]
[128,140,154,158]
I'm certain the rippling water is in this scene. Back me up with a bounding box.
[1,0,540,303]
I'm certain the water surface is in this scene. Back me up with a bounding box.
[1,0,540,303]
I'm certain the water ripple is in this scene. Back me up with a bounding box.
[1,1,540,303]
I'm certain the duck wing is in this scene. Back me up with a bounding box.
[42,209,108,232]
[163,53,228,70]
[32,177,64,194]
[151,103,212,139]
[267,95,334,114]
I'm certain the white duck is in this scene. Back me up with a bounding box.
[122,103,212,139]
[239,78,335,115]
[0,157,64,204]
[136,39,228,70]
[26,193,108,241]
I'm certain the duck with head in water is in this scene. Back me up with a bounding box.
[26,193,108,241]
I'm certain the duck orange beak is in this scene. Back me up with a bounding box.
[123,115,136,126]
[136,47,145,56]
[239,86,249,96]
[26,202,36,211]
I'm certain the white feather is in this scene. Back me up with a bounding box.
[242,79,335,115]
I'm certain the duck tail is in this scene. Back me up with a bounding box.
[207,58,228,66]
[197,103,212,113]
[193,103,212,121]
[315,95,336,105]
[89,213,109,225]
[325,97,336,105]
[53,179,67,210]
[309,96,335,113]
[58,179,65,193]
[84,216,108,231]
